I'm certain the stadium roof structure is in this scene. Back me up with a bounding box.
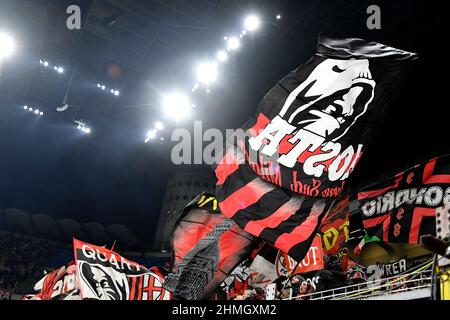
[0,208,146,252]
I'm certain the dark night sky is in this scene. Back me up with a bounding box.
[0,0,449,245]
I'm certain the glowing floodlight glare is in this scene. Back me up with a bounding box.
[34,109,39,114]
[0,33,15,59]
[244,15,261,31]
[155,122,164,130]
[197,62,218,84]
[57,67,64,74]
[147,130,156,139]
[101,85,106,90]
[39,112,44,116]
[227,37,240,51]
[163,93,191,120]
[29,107,33,112]
[114,90,120,96]
[276,14,282,20]
[85,127,91,134]
[217,51,228,62]
[23,105,28,110]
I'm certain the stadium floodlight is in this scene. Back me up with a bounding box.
[0,33,15,59]
[242,30,247,36]
[81,126,91,134]
[147,130,157,139]
[217,50,228,62]
[163,93,191,120]
[34,109,39,114]
[244,15,261,31]
[110,89,115,93]
[197,62,218,85]
[57,67,64,74]
[114,90,120,96]
[227,37,240,51]
[39,111,44,116]
[23,105,28,110]
[101,85,106,90]
[276,14,282,20]
[29,107,33,111]
[155,121,164,130]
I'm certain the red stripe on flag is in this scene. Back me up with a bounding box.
[249,113,271,135]
[219,178,275,218]
[357,174,403,200]
[129,276,137,300]
[244,197,303,237]
[274,200,325,253]
[423,158,450,184]
[409,207,436,244]
[363,213,391,242]
[215,152,240,186]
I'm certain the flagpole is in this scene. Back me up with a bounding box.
[111,240,117,251]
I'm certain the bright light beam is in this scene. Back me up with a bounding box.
[227,37,240,51]
[244,15,261,31]
[196,62,218,85]
[163,93,191,121]
[155,122,164,130]
[0,33,15,59]
[217,50,228,62]
[147,130,157,139]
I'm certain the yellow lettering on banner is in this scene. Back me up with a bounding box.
[198,196,218,211]
[197,195,206,205]
[340,221,350,242]
[323,228,339,251]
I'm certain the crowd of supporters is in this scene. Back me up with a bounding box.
[0,232,55,294]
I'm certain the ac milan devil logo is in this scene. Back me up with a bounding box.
[279,58,376,142]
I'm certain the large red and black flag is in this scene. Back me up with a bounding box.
[351,155,450,243]
[164,193,258,300]
[214,36,417,261]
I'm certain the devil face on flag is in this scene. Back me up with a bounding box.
[73,239,171,300]
[214,36,417,262]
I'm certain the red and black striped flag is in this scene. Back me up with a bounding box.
[351,155,450,243]
[214,36,417,261]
